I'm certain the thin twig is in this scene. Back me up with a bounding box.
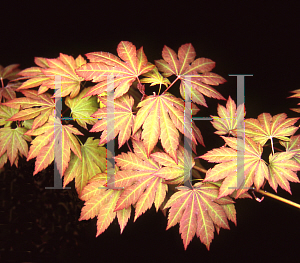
[251,187,300,209]
[161,76,180,95]
[193,165,208,174]
[126,140,133,152]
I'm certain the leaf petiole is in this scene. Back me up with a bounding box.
[161,76,180,95]
[193,165,207,174]
[270,137,275,155]
[251,187,300,209]
[73,133,83,146]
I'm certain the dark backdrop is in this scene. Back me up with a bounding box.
[1,1,300,262]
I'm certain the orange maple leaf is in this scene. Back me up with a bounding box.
[3,90,55,130]
[164,182,235,250]
[113,139,192,221]
[279,134,300,165]
[132,92,204,163]
[76,41,155,99]
[0,64,21,101]
[267,151,300,194]
[25,115,82,176]
[201,136,300,198]
[89,94,134,148]
[244,113,299,146]
[155,43,226,107]
[79,171,131,236]
[288,89,300,113]
[16,54,86,98]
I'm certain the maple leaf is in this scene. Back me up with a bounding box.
[155,43,226,107]
[0,82,21,102]
[42,54,86,98]
[200,136,269,198]
[16,57,51,94]
[132,92,204,163]
[140,66,171,88]
[0,64,21,81]
[0,64,21,101]
[65,87,99,129]
[288,89,300,113]
[21,119,34,130]
[201,136,300,197]
[2,90,55,130]
[150,144,195,185]
[244,113,299,146]
[0,104,18,127]
[210,96,245,136]
[0,152,8,169]
[280,135,300,165]
[76,41,155,99]
[79,171,131,235]
[25,115,83,176]
[16,54,86,98]
[164,182,235,250]
[63,137,113,196]
[89,94,134,148]
[267,151,300,194]
[0,126,32,168]
[210,179,253,200]
[113,139,192,221]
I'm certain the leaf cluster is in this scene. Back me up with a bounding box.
[1,41,299,250]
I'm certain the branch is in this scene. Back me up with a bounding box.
[251,187,300,209]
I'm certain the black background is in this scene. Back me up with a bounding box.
[1,1,300,262]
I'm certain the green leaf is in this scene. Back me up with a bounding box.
[65,87,99,129]
[140,67,171,87]
[211,96,245,136]
[0,104,18,127]
[0,126,32,167]
[63,137,112,196]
